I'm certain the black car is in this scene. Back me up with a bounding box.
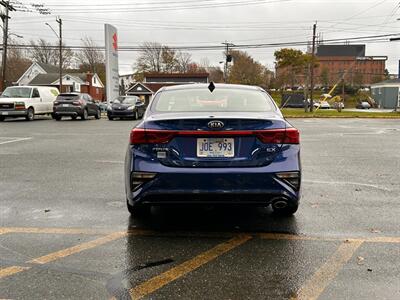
[53,93,101,121]
[107,96,146,120]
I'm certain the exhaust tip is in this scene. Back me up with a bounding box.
[271,197,289,209]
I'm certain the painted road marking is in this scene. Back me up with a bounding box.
[129,234,252,300]
[0,232,128,279]
[296,240,363,300]
[0,266,29,279]
[2,227,400,244]
[0,137,32,146]
[28,231,127,264]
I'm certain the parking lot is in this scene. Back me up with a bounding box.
[0,117,399,300]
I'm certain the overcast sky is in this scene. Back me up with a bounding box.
[6,0,400,75]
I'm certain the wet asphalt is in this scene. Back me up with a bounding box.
[0,116,399,299]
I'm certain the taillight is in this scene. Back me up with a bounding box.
[283,127,300,144]
[129,128,300,145]
[130,128,175,144]
[255,128,299,144]
[72,100,84,106]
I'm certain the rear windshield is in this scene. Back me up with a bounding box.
[57,94,79,101]
[1,87,32,98]
[152,88,274,112]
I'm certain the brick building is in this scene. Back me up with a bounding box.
[276,45,387,88]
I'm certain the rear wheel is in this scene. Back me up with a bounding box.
[81,109,88,120]
[127,200,150,218]
[26,107,34,121]
[271,201,298,216]
[95,109,101,119]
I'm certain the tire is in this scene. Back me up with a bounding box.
[133,111,138,120]
[0,116,5,121]
[26,107,34,121]
[271,201,299,216]
[54,115,62,121]
[71,116,77,120]
[81,109,88,120]
[127,200,150,218]
[108,116,114,121]
[95,109,101,119]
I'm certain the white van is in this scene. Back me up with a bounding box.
[0,86,59,121]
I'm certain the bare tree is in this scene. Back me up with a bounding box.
[29,38,74,68]
[135,42,163,73]
[176,52,192,73]
[6,41,32,85]
[76,36,104,73]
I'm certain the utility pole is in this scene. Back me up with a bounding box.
[0,0,15,91]
[309,22,317,112]
[56,17,62,92]
[222,41,234,83]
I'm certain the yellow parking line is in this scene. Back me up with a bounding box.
[129,234,252,300]
[0,227,119,235]
[296,240,363,300]
[28,231,127,264]
[0,266,30,279]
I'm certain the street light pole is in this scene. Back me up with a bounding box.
[56,17,62,92]
[309,22,317,112]
[46,18,63,93]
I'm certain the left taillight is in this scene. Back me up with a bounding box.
[130,128,175,144]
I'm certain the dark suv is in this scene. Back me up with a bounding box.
[53,93,101,121]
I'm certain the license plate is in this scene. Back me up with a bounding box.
[197,138,234,158]
[1,112,8,115]
[62,104,70,107]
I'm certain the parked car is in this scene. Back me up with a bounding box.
[53,93,101,121]
[332,102,344,109]
[98,102,108,113]
[107,96,146,120]
[125,84,301,218]
[314,101,331,109]
[356,101,371,109]
[0,86,59,121]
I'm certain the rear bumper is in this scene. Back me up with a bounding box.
[126,166,301,206]
[108,110,135,118]
[54,107,83,116]
[0,109,27,117]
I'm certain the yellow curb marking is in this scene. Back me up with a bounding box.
[0,266,30,279]
[295,240,363,300]
[129,234,252,300]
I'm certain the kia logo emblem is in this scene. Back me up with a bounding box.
[208,120,224,129]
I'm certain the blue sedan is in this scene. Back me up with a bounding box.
[124,83,301,217]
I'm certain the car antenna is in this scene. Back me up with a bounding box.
[208,82,215,93]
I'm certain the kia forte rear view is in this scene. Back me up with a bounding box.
[124,83,301,217]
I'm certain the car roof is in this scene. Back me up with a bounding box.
[159,83,265,92]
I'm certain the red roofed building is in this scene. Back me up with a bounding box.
[126,72,209,105]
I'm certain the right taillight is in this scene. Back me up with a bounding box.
[255,128,299,144]
[282,127,300,144]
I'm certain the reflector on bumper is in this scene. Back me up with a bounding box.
[276,171,300,190]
